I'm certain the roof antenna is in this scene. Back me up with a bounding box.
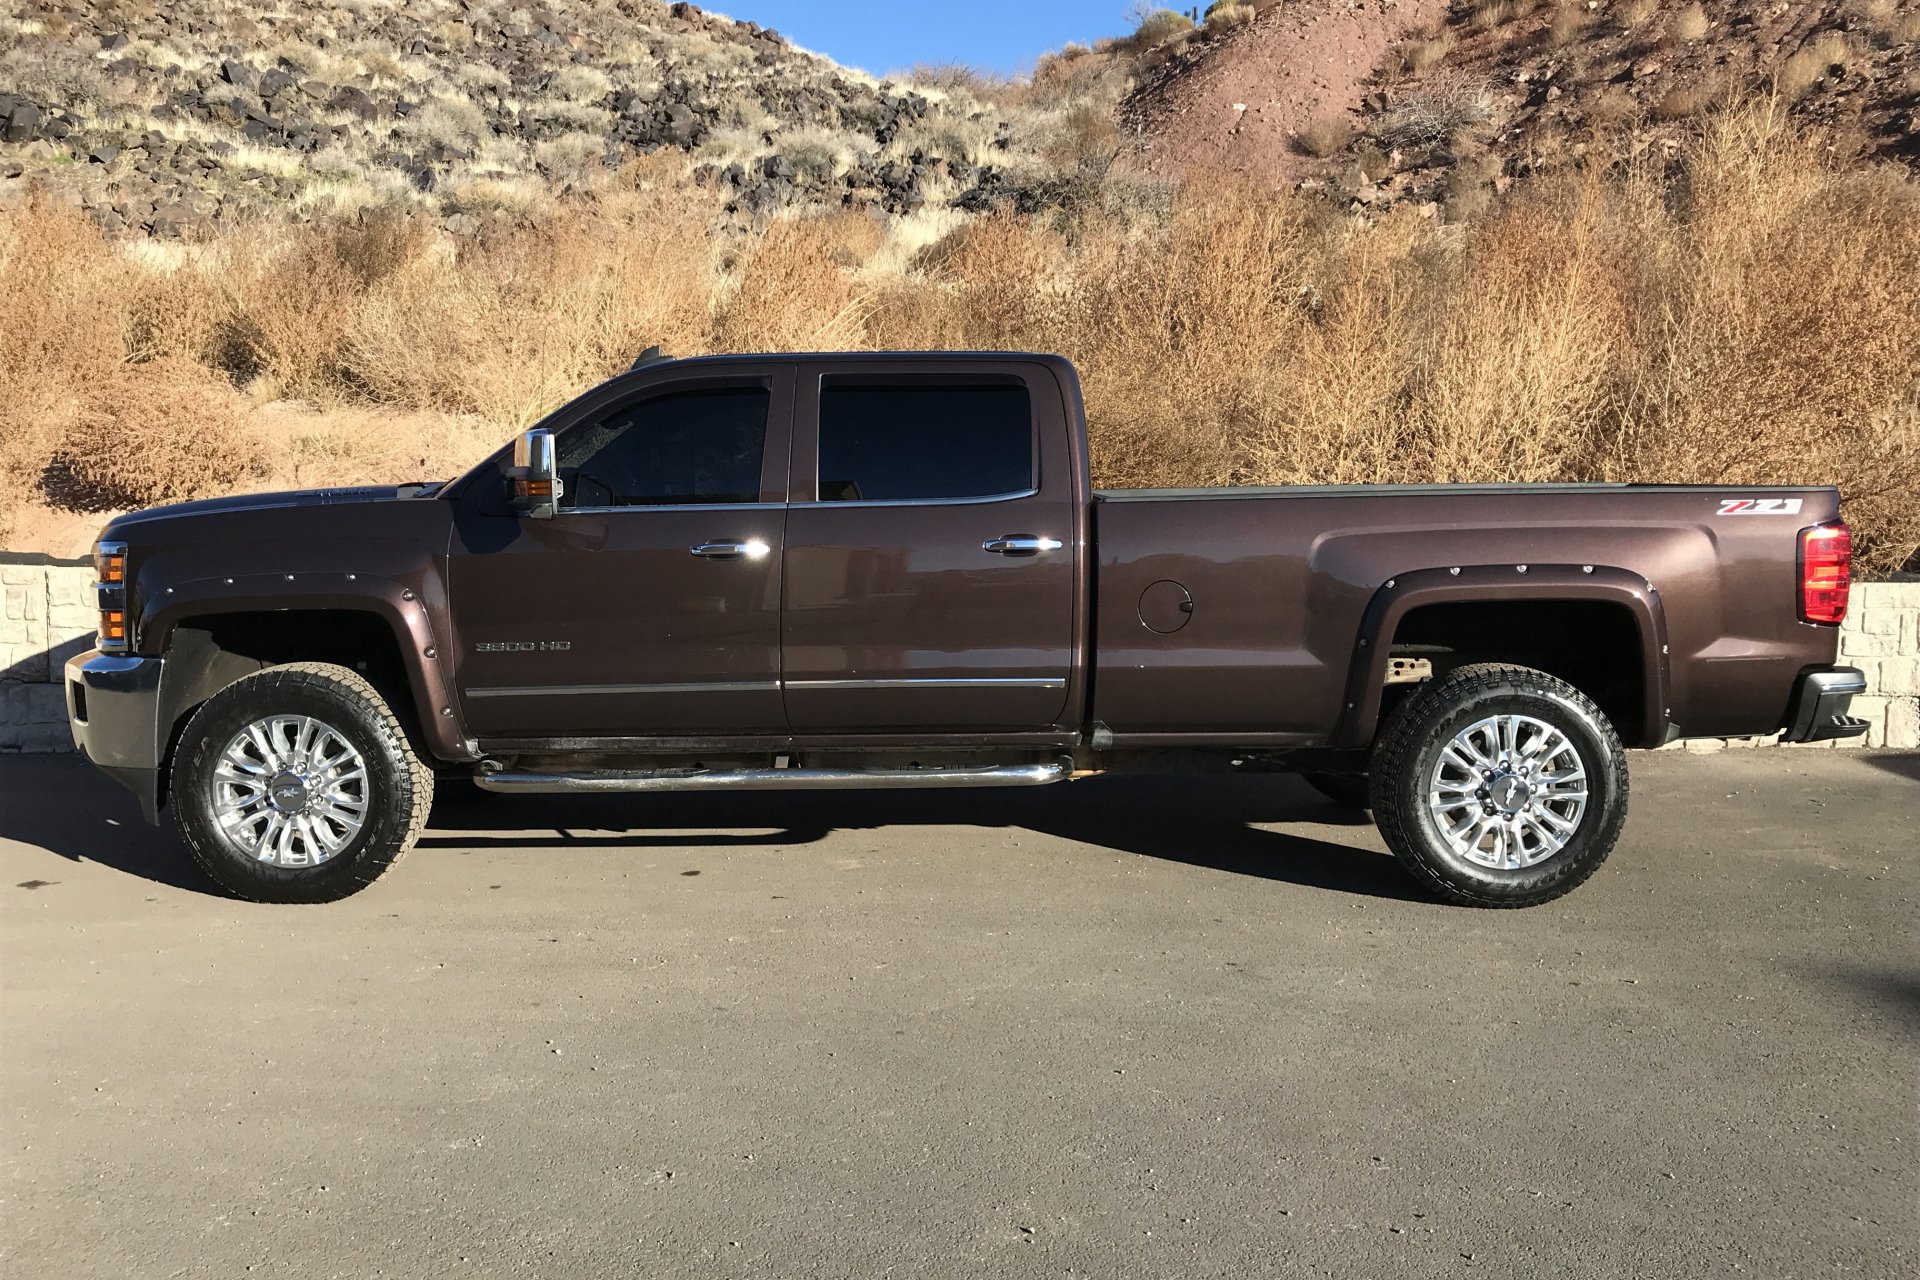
[629,344,671,371]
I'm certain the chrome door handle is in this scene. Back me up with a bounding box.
[690,539,771,560]
[982,535,1063,557]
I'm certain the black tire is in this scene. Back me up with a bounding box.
[169,662,433,903]
[1369,664,1627,908]
[1302,771,1372,810]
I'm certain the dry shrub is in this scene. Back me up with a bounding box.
[714,212,878,352]
[1205,3,1257,30]
[1615,0,1657,30]
[1611,107,1920,569]
[330,208,434,286]
[1399,33,1457,74]
[125,259,227,365]
[1129,9,1196,50]
[1652,82,1712,121]
[1295,115,1357,157]
[1470,0,1519,32]
[0,199,129,523]
[1584,86,1642,130]
[1371,77,1494,148]
[1671,3,1709,39]
[347,187,717,426]
[58,357,260,508]
[1548,4,1591,46]
[895,211,1069,353]
[224,232,364,399]
[881,103,1919,569]
[1780,30,1855,98]
[2,105,1915,573]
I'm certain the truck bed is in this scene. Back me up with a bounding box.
[1089,482,1842,747]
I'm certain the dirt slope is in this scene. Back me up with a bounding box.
[1122,0,1451,180]
[1123,0,1919,206]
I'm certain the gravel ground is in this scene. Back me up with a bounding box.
[2,748,1914,1279]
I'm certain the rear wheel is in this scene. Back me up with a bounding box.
[1369,664,1627,908]
[169,663,433,903]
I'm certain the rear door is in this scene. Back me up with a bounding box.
[447,367,793,739]
[780,361,1080,733]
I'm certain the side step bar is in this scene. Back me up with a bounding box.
[474,758,1073,795]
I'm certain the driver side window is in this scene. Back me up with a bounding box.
[558,385,770,509]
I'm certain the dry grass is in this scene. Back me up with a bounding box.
[1779,31,1856,99]
[1614,0,1658,31]
[1670,3,1710,40]
[1128,9,1197,50]
[1205,3,1257,31]
[1548,4,1593,47]
[1,105,1915,571]
[1399,33,1458,75]
[1295,115,1358,158]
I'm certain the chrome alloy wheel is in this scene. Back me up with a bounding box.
[211,716,369,866]
[1427,714,1589,870]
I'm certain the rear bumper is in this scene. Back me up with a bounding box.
[64,650,165,823]
[1782,667,1869,743]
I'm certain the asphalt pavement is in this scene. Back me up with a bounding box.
[2,748,1915,1279]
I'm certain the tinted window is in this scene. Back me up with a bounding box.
[558,386,769,508]
[817,383,1033,502]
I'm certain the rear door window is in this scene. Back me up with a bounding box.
[816,383,1033,503]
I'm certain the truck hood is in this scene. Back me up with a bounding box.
[102,484,444,537]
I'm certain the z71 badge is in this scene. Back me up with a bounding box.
[1716,498,1803,516]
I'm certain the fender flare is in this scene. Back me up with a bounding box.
[138,572,475,763]
[1330,564,1671,749]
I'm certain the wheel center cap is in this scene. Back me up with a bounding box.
[267,772,311,814]
[1490,775,1531,813]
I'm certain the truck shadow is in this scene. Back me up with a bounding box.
[1,756,1419,903]
[415,772,1419,902]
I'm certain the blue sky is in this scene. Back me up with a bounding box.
[710,2,1134,77]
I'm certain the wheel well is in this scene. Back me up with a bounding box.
[1387,600,1648,743]
[158,611,416,771]
[171,610,410,693]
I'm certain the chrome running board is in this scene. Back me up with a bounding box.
[474,758,1072,794]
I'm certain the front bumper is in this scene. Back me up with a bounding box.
[65,649,165,822]
[1782,666,1870,743]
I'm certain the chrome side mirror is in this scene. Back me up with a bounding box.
[508,429,561,519]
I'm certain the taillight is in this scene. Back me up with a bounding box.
[1799,522,1851,625]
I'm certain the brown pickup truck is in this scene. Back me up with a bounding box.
[66,351,1866,907]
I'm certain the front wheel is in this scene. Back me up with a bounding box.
[169,663,433,903]
[1369,664,1627,908]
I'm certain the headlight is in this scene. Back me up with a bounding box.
[93,540,129,652]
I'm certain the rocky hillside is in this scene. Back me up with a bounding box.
[0,0,1050,238]
[1121,0,1919,213]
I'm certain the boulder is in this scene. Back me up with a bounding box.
[221,59,256,90]
[4,101,41,143]
[330,85,378,119]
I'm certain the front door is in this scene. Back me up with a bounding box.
[780,364,1079,733]
[448,369,793,739]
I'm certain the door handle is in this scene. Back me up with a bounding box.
[690,539,771,560]
[982,535,1063,557]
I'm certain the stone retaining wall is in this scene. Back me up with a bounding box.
[2,557,96,752]
[3,557,1916,752]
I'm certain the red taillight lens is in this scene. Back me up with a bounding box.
[1799,522,1852,625]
